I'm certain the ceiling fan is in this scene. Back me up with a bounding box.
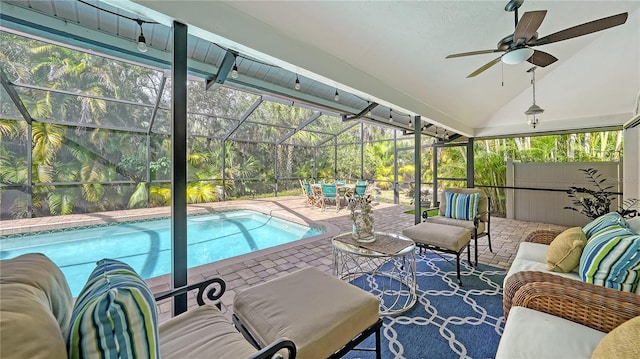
[446,0,628,78]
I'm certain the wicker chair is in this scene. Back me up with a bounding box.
[503,230,640,332]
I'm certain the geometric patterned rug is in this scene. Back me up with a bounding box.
[344,251,506,359]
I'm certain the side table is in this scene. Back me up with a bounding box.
[332,232,416,315]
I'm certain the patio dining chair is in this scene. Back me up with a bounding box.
[300,180,315,208]
[303,181,320,209]
[353,183,367,199]
[319,183,341,212]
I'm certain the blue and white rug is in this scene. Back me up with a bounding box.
[345,251,506,359]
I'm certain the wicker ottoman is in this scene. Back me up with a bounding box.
[232,267,382,359]
[402,221,472,285]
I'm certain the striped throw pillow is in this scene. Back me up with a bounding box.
[444,192,480,221]
[582,212,629,240]
[67,259,159,359]
[579,226,640,293]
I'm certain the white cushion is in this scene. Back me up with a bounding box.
[514,242,547,261]
[504,242,580,287]
[496,306,606,359]
[627,216,640,235]
[159,305,257,359]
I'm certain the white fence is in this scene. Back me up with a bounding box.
[505,161,622,227]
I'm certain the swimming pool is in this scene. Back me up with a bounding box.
[0,210,324,296]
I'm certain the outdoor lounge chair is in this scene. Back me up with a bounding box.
[424,187,492,265]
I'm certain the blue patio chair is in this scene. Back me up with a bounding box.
[353,184,367,199]
[320,183,340,212]
[300,180,314,208]
[356,180,367,186]
[303,181,320,209]
[335,179,346,185]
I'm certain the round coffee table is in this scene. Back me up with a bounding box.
[332,232,416,315]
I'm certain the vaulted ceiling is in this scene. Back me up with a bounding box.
[3,0,639,139]
[118,0,639,138]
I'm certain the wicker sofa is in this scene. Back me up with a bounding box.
[497,229,640,358]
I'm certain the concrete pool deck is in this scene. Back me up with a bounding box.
[0,195,569,322]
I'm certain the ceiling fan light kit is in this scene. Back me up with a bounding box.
[502,47,534,65]
[445,0,628,78]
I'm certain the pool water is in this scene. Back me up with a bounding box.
[0,210,323,296]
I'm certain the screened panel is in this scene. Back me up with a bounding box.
[248,101,315,127]
[363,123,395,142]
[1,86,23,119]
[188,114,238,138]
[277,144,315,180]
[35,125,148,184]
[336,124,362,145]
[230,121,291,143]
[186,137,223,181]
[151,109,171,134]
[186,83,260,121]
[278,178,301,195]
[364,139,395,187]
[30,183,140,217]
[1,32,163,105]
[15,87,153,130]
[0,119,28,184]
[438,146,468,181]
[314,145,335,182]
[396,137,414,149]
[336,143,361,181]
[0,187,28,220]
[150,134,172,181]
[277,145,304,180]
[303,114,348,133]
[287,130,332,146]
[224,141,276,198]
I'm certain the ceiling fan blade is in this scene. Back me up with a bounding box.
[466,57,502,78]
[531,12,628,46]
[446,49,502,59]
[513,10,547,43]
[527,50,558,67]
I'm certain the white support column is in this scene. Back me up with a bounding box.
[623,126,640,211]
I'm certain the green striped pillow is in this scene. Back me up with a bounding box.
[444,192,480,221]
[579,226,640,293]
[67,259,159,359]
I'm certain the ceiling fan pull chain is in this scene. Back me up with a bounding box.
[501,61,504,87]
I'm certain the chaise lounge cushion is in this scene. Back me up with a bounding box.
[67,259,160,359]
[159,305,257,359]
[233,267,379,359]
[0,253,73,359]
[546,227,587,272]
